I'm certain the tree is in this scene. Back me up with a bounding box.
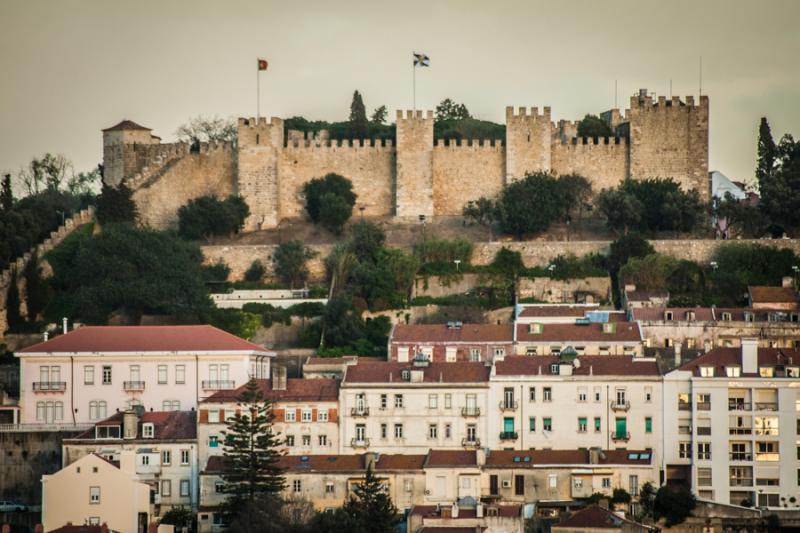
[756,117,778,186]
[607,234,655,274]
[349,91,368,139]
[347,221,386,264]
[96,182,138,225]
[5,271,23,332]
[577,114,613,138]
[177,195,250,240]
[274,241,317,288]
[639,482,657,519]
[310,507,358,533]
[243,260,266,283]
[370,105,388,125]
[175,115,237,144]
[611,488,631,504]
[597,188,643,235]
[23,252,47,324]
[555,173,592,223]
[1,174,13,212]
[221,379,286,521]
[712,192,767,238]
[496,172,564,238]
[463,197,498,239]
[759,133,800,232]
[302,174,356,232]
[159,505,194,529]
[343,464,398,533]
[18,153,72,195]
[620,253,678,292]
[712,243,800,306]
[435,98,471,121]
[653,485,696,527]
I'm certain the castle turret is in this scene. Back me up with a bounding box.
[395,110,434,219]
[237,116,284,230]
[505,106,551,182]
[101,120,160,186]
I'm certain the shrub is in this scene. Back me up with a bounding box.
[95,182,137,225]
[177,195,249,240]
[303,173,356,232]
[274,241,317,288]
[243,260,266,283]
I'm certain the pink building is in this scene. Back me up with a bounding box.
[16,325,274,425]
[388,323,514,363]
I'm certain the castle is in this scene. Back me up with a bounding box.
[102,90,709,231]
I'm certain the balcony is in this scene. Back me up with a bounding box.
[729,477,753,487]
[498,400,519,411]
[461,437,481,448]
[350,407,370,417]
[610,431,631,442]
[499,431,518,441]
[350,438,370,449]
[32,382,66,392]
[728,402,751,411]
[754,402,778,411]
[123,381,145,391]
[202,380,236,390]
[461,406,481,417]
[729,452,752,461]
[678,402,692,411]
[696,402,711,411]
[729,427,752,435]
[610,400,630,412]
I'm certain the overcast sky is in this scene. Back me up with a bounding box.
[1,0,798,186]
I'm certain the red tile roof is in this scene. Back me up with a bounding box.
[554,505,652,530]
[484,449,653,467]
[102,119,151,132]
[495,356,659,376]
[675,347,800,377]
[205,453,427,474]
[70,411,196,440]
[204,455,225,474]
[375,454,427,470]
[343,361,490,384]
[425,450,478,467]
[48,525,111,533]
[19,325,270,354]
[518,305,598,318]
[203,378,339,403]
[411,504,521,518]
[515,322,642,343]
[418,528,484,533]
[392,323,513,343]
[749,286,798,304]
[631,307,716,321]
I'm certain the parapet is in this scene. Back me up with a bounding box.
[433,138,503,150]
[506,106,551,120]
[628,94,707,112]
[285,138,394,150]
[396,110,434,120]
[238,116,283,128]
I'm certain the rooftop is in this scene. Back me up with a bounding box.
[515,322,642,343]
[18,325,271,355]
[410,504,521,518]
[518,305,599,318]
[495,355,659,377]
[48,525,113,533]
[748,285,798,304]
[343,361,490,384]
[70,411,196,441]
[391,323,512,343]
[485,449,653,467]
[102,119,151,132]
[425,449,478,468]
[203,377,339,403]
[204,453,426,474]
[675,347,800,377]
[554,505,653,530]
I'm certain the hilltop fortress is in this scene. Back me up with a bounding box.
[102,90,709,231]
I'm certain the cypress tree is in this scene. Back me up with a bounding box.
[23,252,46,324]
[344,463,398,533]
[96,182,139,225]
[756,117,777,185]
[1,174,13,213]
[6,270,23,332]
[349,90,368,139]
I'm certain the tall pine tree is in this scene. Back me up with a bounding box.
[221,379,285,522]
[344,463,398,533]
[756,117,777,185]
[1,174,13,213]
[349,90,368,139]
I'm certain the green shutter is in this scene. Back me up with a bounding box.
[578,417,587,430]
[645,417,652,433]
[529,417,536,432]
[615,417,627,438]
[504,417,515,432]
[594,417,601,431]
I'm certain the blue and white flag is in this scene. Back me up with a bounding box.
[413,52,430,67]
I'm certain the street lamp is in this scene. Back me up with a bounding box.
[547,264,556,278]
[454,259,461,272]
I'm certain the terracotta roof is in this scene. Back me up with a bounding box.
[515,322,642,343]
[204,455,225,474]
[71,411,196,440]
[631,307,716,321]
[392,323,512,343]
[203,378,339,403]
[18,325,270,354]
[485,449,653,467]
[425,450,478,467]
[518,305,597,318]
[410,504,521,518]
[48,525,112,533]
[102,119,151,132]
[418,528,484,533]
[675,347,800,377]
[375,454,427,470]
[343,361,490,384]
[555,505,652,530]
[749,286,798,304]
[206,453,427,474]
[495,356,659,377]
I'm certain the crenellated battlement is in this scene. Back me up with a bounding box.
[433,138,504,150]
[396,109,434,121]
[506,106,551,120]
[238,116,283,128]
[628,93,708,112]
[559,136,628,146]
[285,138,395,150]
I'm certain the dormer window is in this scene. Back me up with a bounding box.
[685,311,695,321]
[602,322,616,334]
[725,366,741,377]
[550,364,559,374]
[528,323,543,334]
[699,366,714,377]
[142,423,155,439]
[721,312,732,321]
[786,367,799,377]
[664,311,673,321]
[96,425,121,439]
[744,313,754,323]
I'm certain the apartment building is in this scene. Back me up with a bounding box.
[61,409,198,518]
[388,323,514,363]
[663,338,800,509]
[488,355,661,456]
[339,360,491,453]
[16,325,274,425]
[198,369,339,468]
[407,502,524,533]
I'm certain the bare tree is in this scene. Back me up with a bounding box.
[18,153,72,195]
[175,115,237,144]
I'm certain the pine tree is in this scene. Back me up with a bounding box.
[221,379,285,521]
[0,174,13,213]
[370,105,387,125]
[756,117,777,185]
[23,252,47,324]
[349,90,368,139]
[95,182,139,225]
[6,270,24,332]
[344,464,398,533]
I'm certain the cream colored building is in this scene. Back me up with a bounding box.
[42,452,150,533]
[339,360,491,453]
[407,502,524,533]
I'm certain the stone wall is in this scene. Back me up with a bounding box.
[395,110,434,218]
[518,276,611,303]
[551,137,628,193]
[432,141,505,215]
[237,117,284,230]
[505,106,551,182]
[201,244,333,282]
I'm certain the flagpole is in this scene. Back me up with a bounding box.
[256,59,261,122]
[413,57,416,112]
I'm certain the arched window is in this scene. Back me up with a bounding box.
[127,399,142,410]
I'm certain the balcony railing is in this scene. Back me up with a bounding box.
[498,400,519,411]
[123,381,145,391]
[461,437,481,448]
[202,380,236,390]
[729,452,753,461]
[754,428,779,436]
[610,400,630,412]
[729,478,753,487]
[350,438,370,448]
[499,431,518,441]
[754,402,778,411]
[728,402,751,411]
[611,431,631,442]
[696,402,711,411]
[32,381,66,392]
[678,402,692,411]
[350,407,369,417]
[729,427,753,435]
[461,407,481,417]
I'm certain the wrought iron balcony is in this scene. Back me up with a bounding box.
[202,380,236,390]
[499,431,518,441]
[350,407,370,417]
[610,400,630,412]
[32,382,66,392]
[123,381,145,391]
[350,438,370,448]
[610,431,631,442]
[461,406,481,417]
[498,400,518,411]
[461,437,481,448]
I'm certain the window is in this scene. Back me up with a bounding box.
[380,423,387,439]
[529,417,536,432]
[550,364,559,374]
[141,455,150,466]
[428,424,438,439]
[446,346,457,362]
[89,486,100,504]
[156,365,168,384]
[177,479,190,497]
[629,475,639,496]
[181,449,190,465]
[428,394,438,409]
[594,417,601,432]
[394,394,404,408]
[548,474,557,489]
[444,423,452,439]
[594,387,601,402]
[286,435,295,447]
[467,424,477,442]
[161,480,171,497]
[301,409,312,422]
[208,410,220,424]
[697,468,712,486]
[679,442,692,458]
[84,366,94,385]
[615,388,627,406]
[142,423,155,438]
[96,425,120,439]
[380,394,387,409]
[404,478,413,492]
[495,347,506,358]
[543,387,552,402]
[469,348,480,362]
[760,367,775,378]
[577,388,587,402]
[645,387,652,402]
[319,435,328,446]
[503,387,515,408]
[285,410,296,422]
[89,400,107,420]
[175,365,185,384]
[293,479,302,493]
[578,417,587,433]
[529,387,536,402]
[394,423,404,439]
[444,393,452,409]
[602,477,611,488]
[397,346,409,362]
[326,481,335,494]
[697,442,711,460]
[162,450,171,465]
[162,400,180,411]
[515,474,524,496]
[102,366,112,385]
[302,435,311,446]
[697,393,711,410]
[543,417,552,431]
[645,417,652,434]
[318,409,328,422]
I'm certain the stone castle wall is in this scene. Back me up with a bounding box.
[551,137,629,193]
[432,140,505,215]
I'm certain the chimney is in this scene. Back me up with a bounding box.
[123,410,139,439]
[43,331,49,342]
[741,338,758,374]
[365,452,378,471]
[62,317,68,334]
[476,447,486,466]
[451,502,459,518]
[441,505,452,518]
[589,448,600,465]
[674,342,682,367]
[101,524,109,533]
[781,276,794,288]
[273,365,287,391]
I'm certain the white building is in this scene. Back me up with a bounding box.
[663,339,800,509]
[339,360,491,453]
[488,355,662,458]
[16,325,274,425]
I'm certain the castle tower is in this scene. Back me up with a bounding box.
[236,117,284,231]
[395,110,434,219]
[627,91,709,200]
[505,106,552,182]
[101,120,160,186]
